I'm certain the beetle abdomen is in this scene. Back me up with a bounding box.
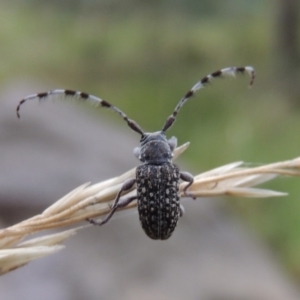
[136,163,180,240]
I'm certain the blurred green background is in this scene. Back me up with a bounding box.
[2,0,300,280]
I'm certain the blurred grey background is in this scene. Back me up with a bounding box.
[1,1,300,299]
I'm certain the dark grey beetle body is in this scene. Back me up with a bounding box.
[16,66,255,240]
[136,132,180,239]
[136,163,180,240]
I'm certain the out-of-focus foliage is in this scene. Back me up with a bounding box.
[1,0,300,280]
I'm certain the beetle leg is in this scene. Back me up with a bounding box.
[179,204,185,217]
[111,178,136,208]
[87,178,136,226]
[180,171,196,199]
[88,195,137,226]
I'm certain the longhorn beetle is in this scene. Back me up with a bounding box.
[17,66,255,240]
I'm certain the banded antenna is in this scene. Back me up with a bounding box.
[16,66,255,136]
[16,89,144,135]
[161,66,255,132]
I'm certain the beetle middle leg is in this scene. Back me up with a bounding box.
[87,178,136,226]
[180,171,196,199]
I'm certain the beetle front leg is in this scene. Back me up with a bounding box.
[180,171,196,199]
[87,178,136,226]
[88,195,137,226]
[111,178,136,208]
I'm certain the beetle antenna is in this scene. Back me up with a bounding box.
[16,90,144,135]
[161,66,255,133]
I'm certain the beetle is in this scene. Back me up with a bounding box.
[16,66,255,239]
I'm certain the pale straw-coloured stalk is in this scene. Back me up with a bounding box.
[1,142,300,275]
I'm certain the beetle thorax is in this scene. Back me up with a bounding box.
[139,131,173,165]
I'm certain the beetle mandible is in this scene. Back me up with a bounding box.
[16,66,255,239]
